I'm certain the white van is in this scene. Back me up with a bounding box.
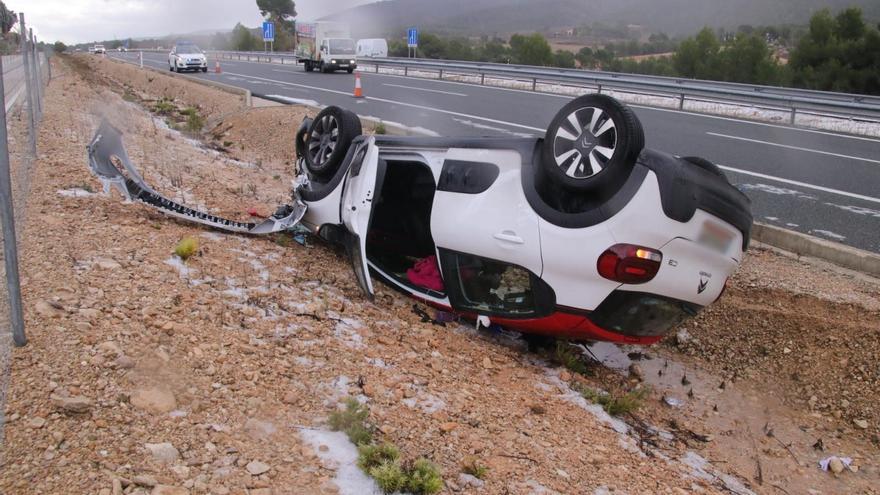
[357,39,388,58]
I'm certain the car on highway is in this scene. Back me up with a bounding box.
[168,42,208,73]
[117,47,128,52]
[93,44,106,54]
[88,95,751,345]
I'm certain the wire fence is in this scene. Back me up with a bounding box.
[1,12,51,447]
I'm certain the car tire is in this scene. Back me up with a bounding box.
[201,67,208,73]
[304,107,362,178]
[682,156,726,178]
[295,117,313,164]
[304,61,312,72]
[540,94,644,193]
[347,68,354,74]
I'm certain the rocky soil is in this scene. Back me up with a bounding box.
[1,55,878,495]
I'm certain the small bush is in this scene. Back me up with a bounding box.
[358,443,400,471]
[154,99,176,115]
[370,461,407,493]
[554,341,590,376]
[374,121,387,135]
[461,456,488,479]
[174,237,199,260]
[406,459,443,494]
[575,383,649,416]
[183,107,205,134]
[329,398,373,446]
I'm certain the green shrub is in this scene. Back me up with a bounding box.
[574,383,649,416]
[183,107,205,134]
[358,443,400,471]
[374,121,387,135]
[461,456,488,479]
[554,341,590,376]
[405,459,443,494]
[370,461,407,493]
[174,237,199,260]
[154,99,176,115]
[329,398,373,446]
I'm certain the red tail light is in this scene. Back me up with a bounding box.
[597,244,663,284]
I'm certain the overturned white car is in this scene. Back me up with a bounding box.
[88,95,752,345]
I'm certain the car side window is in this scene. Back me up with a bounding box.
[440,251,555,318]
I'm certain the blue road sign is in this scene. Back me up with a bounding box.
[262,21,275,42]
[407,28,419,48]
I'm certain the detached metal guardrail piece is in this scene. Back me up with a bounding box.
[208,50,880,124]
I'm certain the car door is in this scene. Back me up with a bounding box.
[430,148,549,319]
[340,138,385,299]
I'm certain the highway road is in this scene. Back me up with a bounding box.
[110,52,880,253]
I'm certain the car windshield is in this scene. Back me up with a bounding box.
[329,39,355,55]
[176,44,201,54]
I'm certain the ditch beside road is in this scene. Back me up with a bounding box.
[1,54,878,495]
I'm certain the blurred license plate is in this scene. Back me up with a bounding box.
[698,221,734,253]
[339,64,349,68]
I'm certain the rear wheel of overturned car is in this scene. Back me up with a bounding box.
[304,107,362,178]
[540,94,644,193]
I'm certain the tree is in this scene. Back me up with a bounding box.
[256,0,296,51]
[53,41,67,53]
[0,1,15,35]
[256,0,296,20]
[720,34,779,84]
[835,7,865,41]
[231,23,259,51]
[509,33,553,66]
[673,27,721,79]
[553,50,576,68]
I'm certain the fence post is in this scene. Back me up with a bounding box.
[30,29,43,121]
[0,57,27,348]
[18,14,37,157]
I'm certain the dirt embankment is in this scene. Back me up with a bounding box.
[2,54,879,495]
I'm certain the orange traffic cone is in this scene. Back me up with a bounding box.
[215,60,222,74]
[353,72,364,98]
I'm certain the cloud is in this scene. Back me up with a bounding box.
[9,0,373,43]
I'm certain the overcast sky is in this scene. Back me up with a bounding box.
[10,0,373,44]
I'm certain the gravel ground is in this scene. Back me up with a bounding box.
[0,56,741,495]
[2,55,879,495]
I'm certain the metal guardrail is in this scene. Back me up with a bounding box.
[208,50,880,124]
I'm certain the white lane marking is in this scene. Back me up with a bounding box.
[719,164,880,204]
[382,83,467,96]
[708,132,880,164]
[223,71,543,133]
[140,55,880,144]
[361,66,880,144]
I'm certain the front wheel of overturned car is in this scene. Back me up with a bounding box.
[303,107,362,178]
[540,94,644,193]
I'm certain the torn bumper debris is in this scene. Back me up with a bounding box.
[87,120,306,235]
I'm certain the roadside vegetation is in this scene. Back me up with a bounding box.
[381,7,879,95]
[330,398,443,494]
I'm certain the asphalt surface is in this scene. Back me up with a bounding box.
[110,52,880,253]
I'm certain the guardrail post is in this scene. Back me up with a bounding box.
[532,78,537,91]
[679,93,685,110]
[480,73,485,85]
[404,66,408,76]
[139,51,144,68]
[375,64,379,73]
[0,56,27,348]
[597,84,602,94]
[18,13,37,157]
[790,107,797,125]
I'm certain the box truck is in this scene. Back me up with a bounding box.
[295,21,358,73]
[357,39,388,58]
